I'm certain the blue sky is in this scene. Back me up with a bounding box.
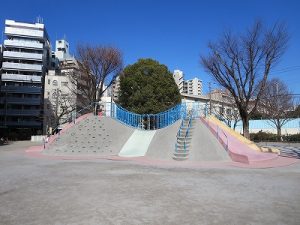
[1,0,299,94]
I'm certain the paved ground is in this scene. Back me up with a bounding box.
[1,141,300,225]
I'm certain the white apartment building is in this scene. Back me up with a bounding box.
[55,39,70,61]
[0,19,51,137]
[183,78,202,96]
[173,70,184,93]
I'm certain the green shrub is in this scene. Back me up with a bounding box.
[250,131,278,142]
[285,133,300,142]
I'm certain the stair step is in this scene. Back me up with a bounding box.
[177,139,191,144]
[176,143,191,147]
[177,136,192,139]
[175,149,190,153]
[279,149,300,159]
[172,156,189,161]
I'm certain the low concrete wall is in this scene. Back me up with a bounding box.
[31,136,45,142]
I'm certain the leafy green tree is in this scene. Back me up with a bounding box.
[118,58,181,114]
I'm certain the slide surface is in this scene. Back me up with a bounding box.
[119,130,156,157]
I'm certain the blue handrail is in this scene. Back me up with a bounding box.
[111,103,184,130]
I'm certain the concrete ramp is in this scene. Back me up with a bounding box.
[119,130,156,157]
[44,116,134,156]
[147,121,181,160]
[189,120,230,161]
[147,119,230,162]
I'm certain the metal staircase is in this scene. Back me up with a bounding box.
[173,114,195,161]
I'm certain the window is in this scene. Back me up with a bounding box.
[61,81,68,86]
[48,79,50,85]
[47,92,50,96]
[52,80,58,86]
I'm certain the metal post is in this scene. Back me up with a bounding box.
[209,82,212,115]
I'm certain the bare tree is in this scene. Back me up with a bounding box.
[260,78,294,140]
[75,45,123,112]
[201,21,288,138]
[50,89,76,128]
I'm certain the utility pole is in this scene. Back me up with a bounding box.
[209,82,212,115]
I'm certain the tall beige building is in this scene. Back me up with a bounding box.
[183,78,202,96]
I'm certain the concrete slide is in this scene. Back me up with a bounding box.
[119,130,156,157]
[44,116,134,156]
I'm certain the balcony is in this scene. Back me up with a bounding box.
[4,39,43,49]
[2,62,42,72]
[5,27,44,39]
[1,86,42,94]
[0,121,41,127]
[3,51,43,61]
[1,74,41,83]
[0,109,41,116]
[0,97,41,105]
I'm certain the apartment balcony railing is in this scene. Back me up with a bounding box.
[0,121,41,127]
[1,74,41,83]
[0,109,41,116]
[0,97,41,105]
[2,62,42,72]
[1,86,42,94]
[5,27,44,39]
[3,51,43,61]
[4,39,43,49]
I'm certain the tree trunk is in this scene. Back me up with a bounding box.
[242,117,250,139]
[277,127,282,141]
[233,120,238,131]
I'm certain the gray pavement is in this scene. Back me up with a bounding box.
[0,141,300,225]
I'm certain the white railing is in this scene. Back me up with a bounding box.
[5,27,44,38]
[1,74,41,83]
[2,62,42,72]
[3,51,43,60]
[4,40,43,49]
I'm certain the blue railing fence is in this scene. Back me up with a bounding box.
[111,103,184,130]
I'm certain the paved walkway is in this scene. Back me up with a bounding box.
[1,141,300,225]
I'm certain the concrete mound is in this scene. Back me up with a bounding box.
[189,120,230,161]
[43,115,134,156]
[147,119,230,162]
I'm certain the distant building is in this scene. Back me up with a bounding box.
[0,19,51,138]
[43,63,77,134]
[173,70,202,96]
[183,78,202,96]
[55,39,70,61]
[173,70,184,93]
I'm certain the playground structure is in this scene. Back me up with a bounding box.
[41,102,299,166]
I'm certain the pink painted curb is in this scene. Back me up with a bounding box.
[201,117,279,164]
[25,144,299,169]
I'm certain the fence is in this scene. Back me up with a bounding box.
[233,118,300,135]
[111,103,185,130]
